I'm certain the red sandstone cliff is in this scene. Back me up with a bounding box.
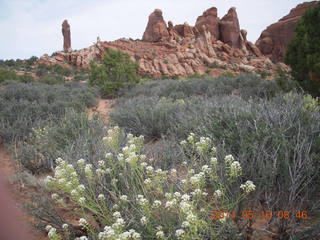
[256,1,319,62]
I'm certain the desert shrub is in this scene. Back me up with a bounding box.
[110,97,193,141]
[89,48,139,97]
[39,75,65,85]
[0,82,98,142]
[0,56,38,71]
[42,127,255,239]
[274,67,300,93]
[207,61,227,69]
[35,64,71,78]
[110,89,320,237]
[0,68,35,84]
[120,74,281,100]
[17,110,106,173]
[285,2,320,96]
[0,68,18,82]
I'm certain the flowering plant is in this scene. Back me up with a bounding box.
[45,128,255,239]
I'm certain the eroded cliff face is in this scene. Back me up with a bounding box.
[38,7,291,78]
[256,1,318,62]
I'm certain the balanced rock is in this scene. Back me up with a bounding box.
[256,1,318,62]
[142,9,170,42]
[62,20,72,52]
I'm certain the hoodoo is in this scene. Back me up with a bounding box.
[62,20,72,52]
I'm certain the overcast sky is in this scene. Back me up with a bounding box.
[0,0,314,60]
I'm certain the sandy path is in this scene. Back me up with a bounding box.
[88,98,113,123]
[0,98,112,239]
[0,144,47,239]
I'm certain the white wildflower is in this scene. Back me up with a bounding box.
[98,194,106,201]
[165,199,177,209]
[146,166,154,172]
[105,153,113,160]
[144,178,152,185]
[78,184,85,191]
[181,194,190,201]
[51,193,59,200]
[120,195,128,201]
[180,201,192,213]
[78,197,86,204]
[174,192,181,198]
[79,218,88,227]
[156,230,165,239]
[230,161,242,177]
[48,227,57,238]
[113,211,121,219]
[77,158,85,166]
[214,189,223,198]
[62,223,68,230]
[210,157,218,166]
[140,216,148,225]
[186,213,197,222]
[45,225,53,232]
[240,180,256,194]
[153,200,162,208]
[224,154,234,165]
[175,229,185,238]
[182,221,190,228]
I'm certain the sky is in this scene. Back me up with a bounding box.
[0,0,315,60]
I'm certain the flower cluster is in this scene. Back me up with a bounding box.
[103,126,121,152]
[240,180,256,194]
[45,158,81,203]
[195,137,212,153]
[224,155,242,178]
[44,129,258,240]
[98,212,141,240]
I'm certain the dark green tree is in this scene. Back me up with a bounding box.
[89,48,139,97]
[285,3,320,96]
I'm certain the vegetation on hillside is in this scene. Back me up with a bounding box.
[0,57,89,84]
[89,48,139,97]
[285,2,320,96]
[0,50,319,240]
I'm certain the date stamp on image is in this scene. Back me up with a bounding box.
[210,210,310,220]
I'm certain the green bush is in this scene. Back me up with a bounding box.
[89,48,139,97]
[0,82,98,142]
[0,68,19,83]
[17,110,106,173]
[285,2,320,96]
[207,61,227,69]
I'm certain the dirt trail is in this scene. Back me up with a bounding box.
[0,144,47,239]
[88,98,113,123]
[0,98,112,239]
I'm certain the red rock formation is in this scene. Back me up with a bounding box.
[38,6,290,78]
[62,20,72,52]
[219,7,241,49]
[195,7,220,40]
[142,9,169,42]
[256,1,318,62]
[172,24,195,38]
